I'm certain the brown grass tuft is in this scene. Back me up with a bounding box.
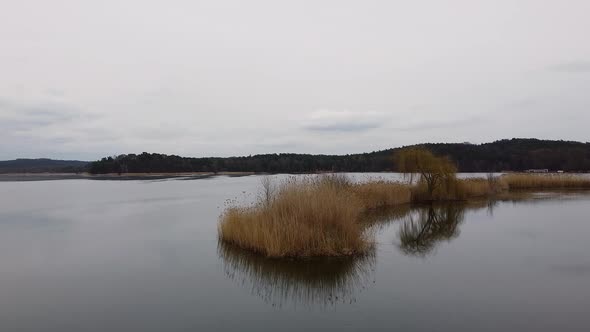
[218,176,369,257]
[457,176,507,198]
[410,176,507,202]
[349,181,411,209]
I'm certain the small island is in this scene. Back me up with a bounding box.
[218,148,590,258]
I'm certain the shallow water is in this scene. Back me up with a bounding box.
[0,174,589,331]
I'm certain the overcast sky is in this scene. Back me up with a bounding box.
[1,0,589,160]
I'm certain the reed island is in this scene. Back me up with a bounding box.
[218,148,590,258]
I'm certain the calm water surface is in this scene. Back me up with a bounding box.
[0,174,589,331]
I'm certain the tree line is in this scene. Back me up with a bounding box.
[88,138,590,174]
[0,159,89,174]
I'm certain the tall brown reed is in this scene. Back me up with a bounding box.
[219,173,590,258]
[503,174,590,190]
[218,176,369,257]
[409,176,505,202]
[349,181,411,209]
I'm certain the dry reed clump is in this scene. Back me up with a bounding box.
[503,174,590,190]
[218,176,370,258]
[219,172,590,258]
[457,176,508,198]
[410,176,507,202]
[349,181,412,209]
[410,176,461,201]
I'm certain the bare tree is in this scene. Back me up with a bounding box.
[260,176,276,206]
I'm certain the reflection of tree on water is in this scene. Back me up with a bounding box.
[398,204,466,256]
[389,193,583,256]
[218,242,376,309]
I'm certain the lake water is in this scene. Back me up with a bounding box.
[1,174,589,331]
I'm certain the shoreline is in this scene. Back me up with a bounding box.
[0,172,257,182]
[1,171,588,182]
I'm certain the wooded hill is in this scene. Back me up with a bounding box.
[88,139,590,174]
[0,159,89,173]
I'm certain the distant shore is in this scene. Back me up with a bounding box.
[0,172,256,182]
[2,171,588,182]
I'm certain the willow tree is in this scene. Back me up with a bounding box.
[394,147,457,199]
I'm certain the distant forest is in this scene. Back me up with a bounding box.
[88,139,590,174]
[0,159,89,174]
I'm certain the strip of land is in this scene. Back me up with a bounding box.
[0,172,255,182]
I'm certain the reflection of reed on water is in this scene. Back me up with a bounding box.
[360,204,412,230]
[218,242,376,309]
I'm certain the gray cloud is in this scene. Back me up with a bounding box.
[302,110,385,133]
[0,99,96,131]
[505,98,538,109]
[1,0,590,159]
[45,89,66,97]
[0,97,107,160]
[0,99,80,130]
[390,117,483,132]
[304,122,381,132]
[548,60,590,73]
